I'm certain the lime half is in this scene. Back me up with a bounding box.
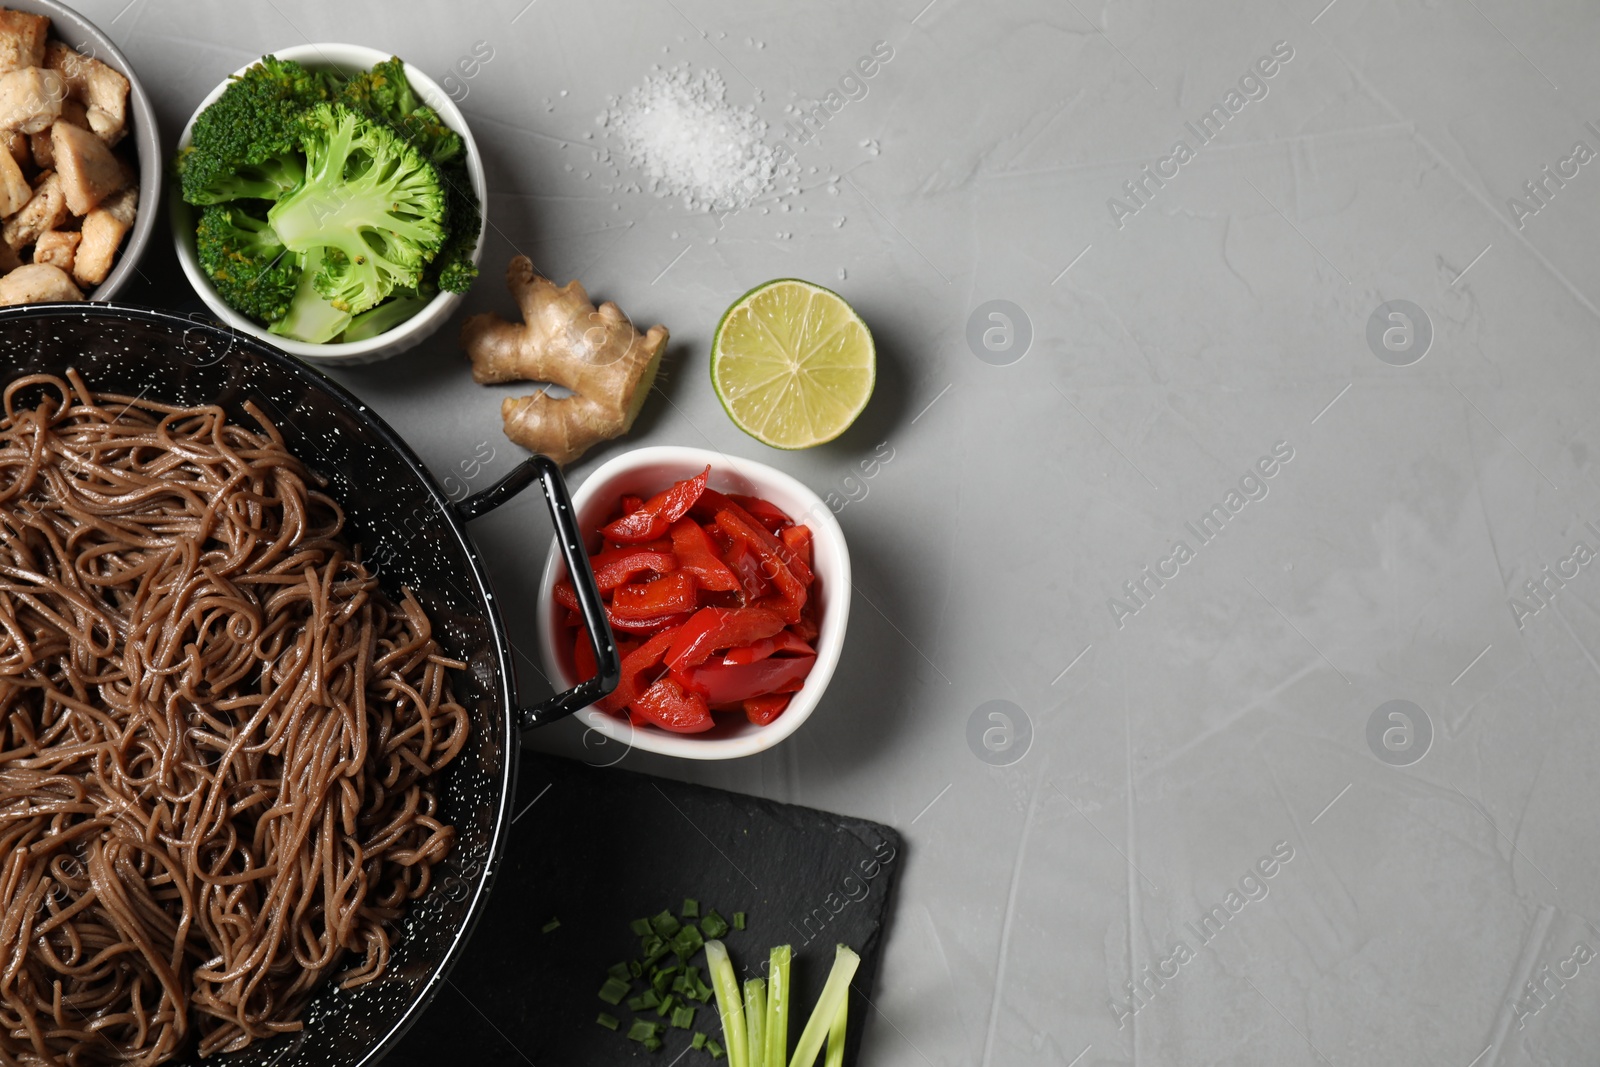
[711,279,876,449]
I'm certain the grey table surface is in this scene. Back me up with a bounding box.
[93,0,1600,1063]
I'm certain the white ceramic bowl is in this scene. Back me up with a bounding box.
[171,43,487,366]
[537,447,851,760]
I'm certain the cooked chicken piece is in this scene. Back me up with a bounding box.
[72,183,134,287]
[0,10,49,74]
[2,169,65,250]
[30,98,85,169]
[44,41,127,144]
[0,262,82,304]
[0,67,62,134]
[0,139,27,214]
[33,229,77,273]
[51,121,121,215]
[6,129,25,169]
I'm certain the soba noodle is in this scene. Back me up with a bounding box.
[0,372,468,1065]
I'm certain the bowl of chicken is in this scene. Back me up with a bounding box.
[0,1,156,305]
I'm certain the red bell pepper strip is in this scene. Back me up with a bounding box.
[631,675,714,733]
[669,518,738,592]
[610,571,698,620]
[679,653,816,705]
[606,611,692,635]
[597,630,675,714]
[695,490,813,583]
[715,511,809,623]
[665,607,786,672]
[722,539,772,603]
[553,579,580,613]
[573,628,597,682]
[793,596,821,642]
[621,494,645,514]
[560,580,687,636]
[779,524,813,571]
[590,547,678,591]
[730,494,792,533]
[602,467,710,543]
[742,693,792,726]
[720,631,815,665]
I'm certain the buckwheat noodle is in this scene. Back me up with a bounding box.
[0,372,468,1065]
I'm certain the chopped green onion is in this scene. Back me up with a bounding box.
[692,976,714,1002]
[700,910,730,939]
[765,945,791,1067]
[692,1032,708,1049]
[823,991,847,1067]
[656,993,677,1018]
[627,1019,661,1043]
[651,909,682,938]
[705,940,750,1067]
[644,1036,663,1052]
[652,965,679,996]
[787,945,860,1067]
[597,1012,620,1031]
[627,995,649,1012]
[682,898,701,918]
[673,924,705,958]
[639,990,661,1010]
[672,1005,697,1030]
[630,960,644,978]
[542,917,561,933]
[631,917,653,937]
[744,978,767,1067]
[607,962,630,982]
[733,911,747,931]
[707,1038,725,1060]
[598,977,629,1006]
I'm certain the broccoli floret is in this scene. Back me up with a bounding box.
[339,57,462,166]
[266,103,447,315]
[271,247,353,344]
[342,288,430,342]
[338,56,477,292]
[193,204,299,323]
[429,158,480,293]
[178,56,336,206]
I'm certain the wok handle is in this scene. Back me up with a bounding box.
[457,456,620,728]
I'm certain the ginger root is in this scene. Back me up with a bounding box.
[463,255,669,466]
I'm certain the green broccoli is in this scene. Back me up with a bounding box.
[337,56,478,292]
[338,57,462,166]
[342,287,431,342]
[271,247,353,344]
[193,204,299,323]
[429,158,481,293]
[178,56,337,206]
[267,102,447,315]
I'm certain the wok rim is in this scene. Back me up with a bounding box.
[0,300,520,1067]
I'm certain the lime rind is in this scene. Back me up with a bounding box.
[710,279,876,449]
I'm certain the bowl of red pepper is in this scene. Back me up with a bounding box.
[536,446,850,759]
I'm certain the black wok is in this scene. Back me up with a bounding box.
[0,303,620,1067]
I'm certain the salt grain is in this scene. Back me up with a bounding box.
[598,64,790,213]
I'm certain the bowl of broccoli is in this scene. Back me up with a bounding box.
[171,43,486,365]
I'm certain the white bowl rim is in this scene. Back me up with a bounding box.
[170,42,487,361]
[536,446,852,761]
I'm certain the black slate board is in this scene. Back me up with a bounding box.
[386,753,904,1066]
